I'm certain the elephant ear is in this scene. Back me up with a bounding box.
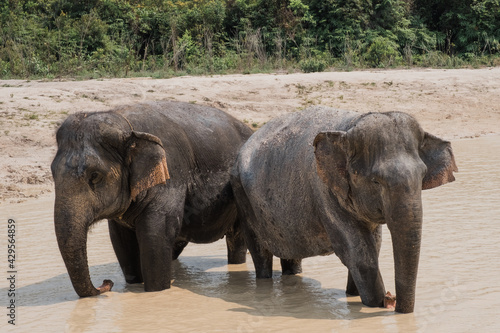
[313,131,349,200]
[127,131,170,201]
[420,132,458,190]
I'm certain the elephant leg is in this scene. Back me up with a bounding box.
[173,241,188,260]
[344,225,385,307]
[108,219,143,284]
[347,263,385,307]
[135,212,177,292]
[346,270,359,296]
[243,226,273,278]
[281,259,302,275]
[346,224,381,297]
[231,176,271,278]
[225,219,247,265]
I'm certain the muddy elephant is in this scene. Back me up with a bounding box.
[230,107,457,313]
[51,101,253,297]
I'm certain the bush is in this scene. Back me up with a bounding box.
[299,57,326,73]
[365,36,400,68]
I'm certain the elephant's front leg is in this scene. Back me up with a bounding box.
[344,226,385,307]
[347,263,385,307]
[346,270,359,296]
[243,224,273,278]
[232,179,271,277]
[135,211,179,292]
[108,219,143,284]
[172,240,189,260]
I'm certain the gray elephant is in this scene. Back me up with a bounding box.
[230,107,457,313]
[51,101,253,297]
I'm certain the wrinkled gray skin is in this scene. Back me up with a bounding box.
[51,101,253,297]
[231,107,457,313]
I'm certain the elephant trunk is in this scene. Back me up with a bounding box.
[54,200,100,297]
[386,201,422,314]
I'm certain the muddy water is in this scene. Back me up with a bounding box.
[2,136,499,332]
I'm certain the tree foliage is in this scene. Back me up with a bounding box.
[1,0,499,77]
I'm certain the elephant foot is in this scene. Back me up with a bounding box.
[125,275,143,284]
[97,279,114,294]
[280,259,302,275]
[173,241,189,261]
[228,251,247,265]
[346,274,359,296]
[384,291,396,309]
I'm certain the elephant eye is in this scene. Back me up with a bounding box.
[89,171,103,186]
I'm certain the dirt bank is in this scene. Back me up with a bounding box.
[1,68,500,204]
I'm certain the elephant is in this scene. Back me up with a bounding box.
[230,106,457,313]
[51,101,254,297]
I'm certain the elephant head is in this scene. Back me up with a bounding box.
[51,112,169,297]
[313,112,457,313]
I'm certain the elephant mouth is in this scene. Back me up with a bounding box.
[363,208,385,225]
[357,212,385,230]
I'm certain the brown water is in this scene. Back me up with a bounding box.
[2,135,500,332]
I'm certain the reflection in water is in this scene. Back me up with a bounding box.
[1,136,499,332]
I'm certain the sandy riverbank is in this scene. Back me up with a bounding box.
[1,68,500,203]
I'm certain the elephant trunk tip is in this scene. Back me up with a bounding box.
[96,279,114,294]
[384,291,397,310]
[382,291,414,313]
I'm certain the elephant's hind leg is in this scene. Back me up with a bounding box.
[281,259,302,275]
[225,219,247,264]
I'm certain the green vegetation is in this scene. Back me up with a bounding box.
[24,112,39,120]
[1,0,500,79]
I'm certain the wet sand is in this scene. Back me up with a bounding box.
[1,69,500,332]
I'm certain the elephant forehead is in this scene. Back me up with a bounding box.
[349,113,422,148]
[346,115,425,173]
[60,145,104,176]
[58,112,126,145]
